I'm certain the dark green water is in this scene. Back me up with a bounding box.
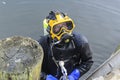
[0,0,120,79]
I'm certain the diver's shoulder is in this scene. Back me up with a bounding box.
[72,32,88,43]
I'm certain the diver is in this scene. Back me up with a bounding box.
[38,10,93,80]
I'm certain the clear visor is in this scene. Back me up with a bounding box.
[53,21,73,34]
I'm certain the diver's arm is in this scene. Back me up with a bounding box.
[77,43,93,76]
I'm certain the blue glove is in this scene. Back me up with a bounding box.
[46,75,58,80]
[68,69,80,80]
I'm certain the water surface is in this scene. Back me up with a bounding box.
[0,0,120,79]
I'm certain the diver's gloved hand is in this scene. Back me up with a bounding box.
[68,69,80,80]
[46,75,58,80]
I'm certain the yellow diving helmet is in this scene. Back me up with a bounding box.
[43,11,75,42]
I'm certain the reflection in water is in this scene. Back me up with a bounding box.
[2,1,6,5]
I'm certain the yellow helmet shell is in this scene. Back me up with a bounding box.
[48,12,75,41]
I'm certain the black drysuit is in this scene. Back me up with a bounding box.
[38,32,93,79]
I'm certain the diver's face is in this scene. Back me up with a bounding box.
[53,22,68,34]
